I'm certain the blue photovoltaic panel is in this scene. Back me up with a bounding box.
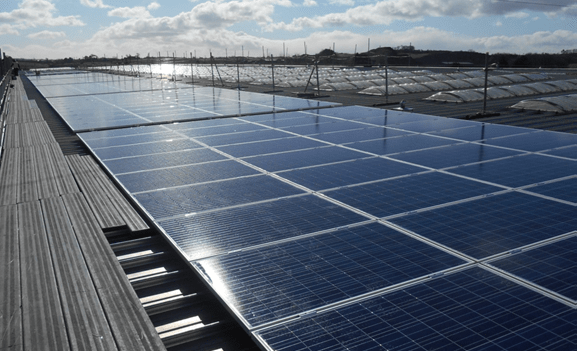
[215,137,326,158]
[256,115,340,128]
[309,127,413,144]
[87,138,203,160]
[279,157,425,191]
[325,172,500,218]
[544,145,577,160]
[243,146,367,172]
[79,125,168,140]
[490,236,577,301]
[447,154,577,188]
[390,191,577,259]
[256,267,577,351]
[481,130,577,152]
[278,121,368,136]
[134,175,305,219]
[159,194,368,260]
[164,118,246,130]
[102,148,227,174]
[178,123,267,137]
[389,143,523,169]
[117,160,260,193]
[79,131,180,149]
[346,134,461,156]
[239,111,315,123]
[426,123,529,141]
[195,222,466,328]
[357,113,441,127]
[194,129,293,146]
[525,178,577,203]
[390,118,476,133]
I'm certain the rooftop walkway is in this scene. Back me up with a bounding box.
[0,76,165,351]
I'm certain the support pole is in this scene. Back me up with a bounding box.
[190,52,195,86]
[385,55,389,104]
[483,52,489,114]
[271,54,275,92]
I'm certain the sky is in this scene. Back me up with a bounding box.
[2,0,577,59]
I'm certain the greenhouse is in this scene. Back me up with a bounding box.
[510,94,577,112]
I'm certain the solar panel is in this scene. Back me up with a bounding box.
[80,131,180,148]
[86,138,203,160]
[325,172,501,218]
[390,191,577,259]
[309,127,413,144]
[346,134,462,156]
[134,175,305,219]
[215,137,326,158]
[489,236,577,301]
[195,129,293,146]
[523,178,577,204]
[279,157,426,191]
[389,143,523,169]
[255,267,576,351]
[481,130,577,152]
[193,222,467,328]
[447,154,577,188]
[544,145,577,160]
[159,194,369,260]
[426,123,529,141]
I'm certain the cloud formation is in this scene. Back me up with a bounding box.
[108,6,152,18]
[80,0,110,9]
[0,0,84,28]
[28,30,66,39]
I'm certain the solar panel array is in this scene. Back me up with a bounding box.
[30,74,577,350]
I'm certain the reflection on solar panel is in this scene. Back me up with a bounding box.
[31,69,577,351]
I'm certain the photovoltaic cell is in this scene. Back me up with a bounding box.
[256,267,577,351]
[134,175,305,219]
[490,236,577,301]
[391,118,475,133]
[525,178,577,203]
[243,146,367,172]
[178,123,267,137]
[390,143,523,169]
[347,134,461,156]
[117,160,260,193]
[79,131,181,148]
[159,194,369,260]
[426,123,529,141]
[390,191,577,259]
[279,157,425,191]
[447,154,577,188]
[215,137,326,158]
[325,172,500,218]
[256,115,340,128]
[481,130,577,152]
[194,222,466,328]
[278,121,368,136]
[87,138,203,160]
[79,125,168,140]
[102,148,227,174]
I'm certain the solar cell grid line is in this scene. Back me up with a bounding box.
[80,131,182,149]
[82,138,203,160]
[389,191,577,260]
[386,117,477,133]
[278,157,428,192]
[254,266,577,351]
[345,133,464,156]
[446,153,577,188]
[78,125,169,140]
[194,129,297,147]
[389,143,525,170]
[103,148,228,175]
[481,129,577,152]
[134,174,306,219]
[158,194,371,261]
[120,159,261,193]
[241,146,368,173]
[542,144,577,160]
[519,177,577,204]
[178,123,269,138]
[308,126,414,145]
[215,137,327,158]
[487,234,577,302]
[425,123,532,142]
[193,222,468,329]
[324,171,502,219]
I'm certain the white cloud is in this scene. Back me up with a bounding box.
[0,24,20,36]
[28,30,66,39]
[108,7,152,18]
[0,0,84,28]
[303,0,317,6]
[495,21,502,27]
[329,0,354,6]
[505,11,529,19]
[147,2,161,10]
[80,0,110,9]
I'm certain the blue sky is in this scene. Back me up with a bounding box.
[2,0,577,59]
